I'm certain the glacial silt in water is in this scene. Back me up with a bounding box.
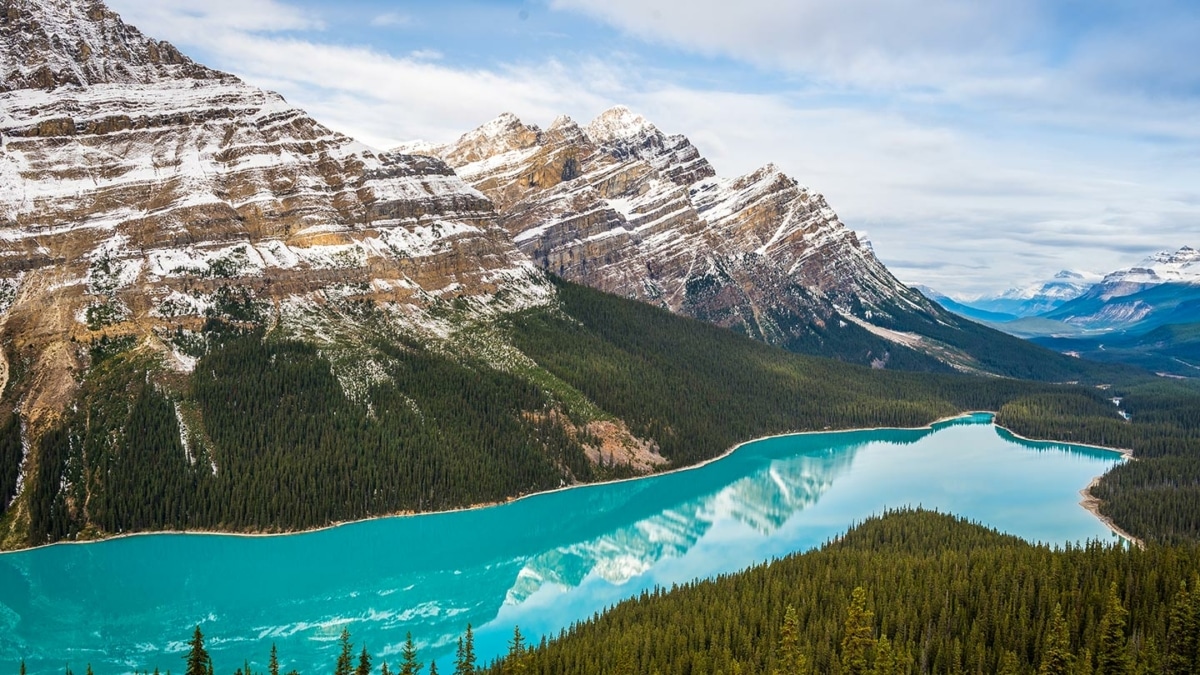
[0,414,1124,673]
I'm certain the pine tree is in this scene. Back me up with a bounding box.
[1165,581,1198,675]
[454,625,475,675]
[20,661,25,675]
[185,626,211,675]
[399,632,422,675]
[381,663,391,675]
[841,587,875,675]
[356,645,372,675]
[775,605,807,675]
[428,661,439,675]
[997,650,1020,675]
[335,629,354,675]
[269,644,280,675]
[1096,584,1131,675]
[1039,604,1074,675]
[872,635,901,675]
[505,626,527,675]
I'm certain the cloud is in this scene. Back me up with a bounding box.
[113,0,321,37]
[370,12,413,28]
[100,0,1200,296]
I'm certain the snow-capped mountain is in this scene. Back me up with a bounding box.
[1041,246,1200,331]
[413,107,975,370]
[934,270,1101,320]
[0,0,550,430]
[1092,246,1200,298]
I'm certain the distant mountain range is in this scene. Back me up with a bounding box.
[920,246,1200,376]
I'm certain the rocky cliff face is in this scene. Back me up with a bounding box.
[0,0,549,432]
[415,106,943,362]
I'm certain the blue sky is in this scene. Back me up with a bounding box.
[106,0,1200,297]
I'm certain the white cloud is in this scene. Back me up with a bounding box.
[101,0,1200,295]
[370,12,413,28]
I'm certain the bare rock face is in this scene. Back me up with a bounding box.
[419,105,939,356]
[0,0,549,432]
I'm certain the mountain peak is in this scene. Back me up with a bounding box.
[0,0,223,91]
[584,105,657,144]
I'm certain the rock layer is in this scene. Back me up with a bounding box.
[0,0,549,431]
[419,106,940,359]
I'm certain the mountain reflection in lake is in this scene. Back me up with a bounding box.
[0,415,1123,674]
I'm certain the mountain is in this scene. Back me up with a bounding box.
[913,285,1019,323]
[407,108,941,371]
[933,270,1101,320]
[0,0,1148,551]
[413,109,1110,378]
[1041,246,1200,331]
[0,0,552,426]
[924,247,1200,375]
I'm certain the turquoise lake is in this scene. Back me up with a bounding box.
[0,414,1125,674]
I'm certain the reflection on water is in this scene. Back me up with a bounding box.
[0,414,1123,674]
[507,444,858,604]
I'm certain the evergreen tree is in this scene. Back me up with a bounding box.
[381,663,391,675]
[1096,583,1131,675]
[775,605,807,675]
[335,628,354,675]
[428,661,439,675]
[872,635,900,675]
[185,626,211,675]
[1040,604,1074,675]
[356,645,372,675]
[20,661,25,675]
[269,644,280,675]
[399,632,422,675]
[1165,581,1198,675]
[455,625,475,675]
[505,626,527,675]
[841,587,875,675]
[997,650,1020,675]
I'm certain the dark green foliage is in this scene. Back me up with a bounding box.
[1095,583,1131,675]
[0,412,22,517]
[1039,604,1073,675]
[185,626,211,675]
[18,279,1200,546]
[454,624,476,675]
[335,629,353,675]
[481,510,1200,675]
[1165,580,1200,674]
[840,587,874,675]
[509,278,1111,469]
[355,646,371,675]
[872,299,1143,383]
[398,633,420,675]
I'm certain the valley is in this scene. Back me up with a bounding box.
[2,1,1200,674]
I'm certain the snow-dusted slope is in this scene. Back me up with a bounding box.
[0,0,549,429]
[1040,246,1200,330]
[415,106,941,364]
[946,270,1102,319]
[1095,246,1200,297]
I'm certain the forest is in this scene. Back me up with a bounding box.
[40,510,1200,675]
[5,279,1200,547]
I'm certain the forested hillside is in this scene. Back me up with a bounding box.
[5,278,1195,549]
[488,510,1200,675]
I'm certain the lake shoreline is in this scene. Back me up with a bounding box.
[1,410,1130,555]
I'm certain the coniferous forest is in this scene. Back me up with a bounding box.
[5,279,1200,547]
[42,510,1200,675]
[8,281,1200,674]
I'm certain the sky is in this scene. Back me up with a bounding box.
[104,0,1200,298]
